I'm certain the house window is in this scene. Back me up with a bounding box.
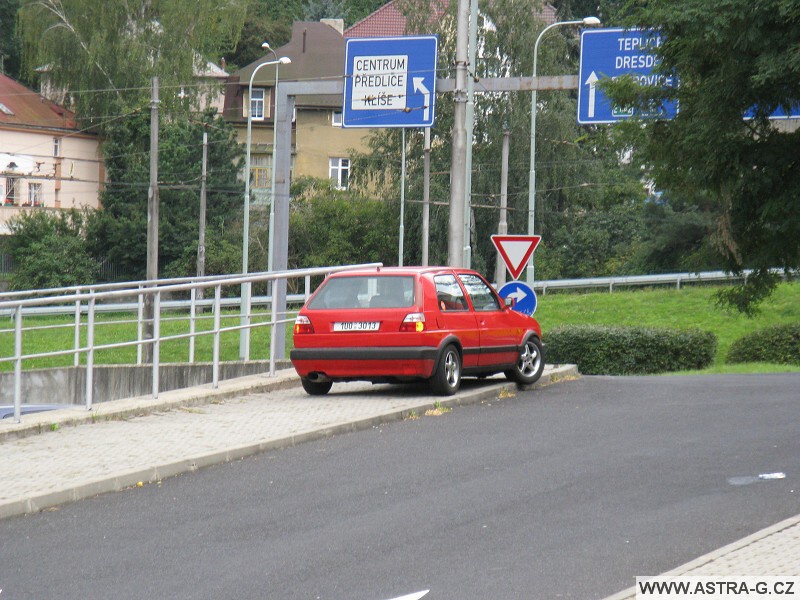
[251,154,273,190]
[329,157,349,189]
[27,183,43,206]
[250,88,265,120]
[53,137,62,157]
[332,111,343,127]
[4,177,18,205]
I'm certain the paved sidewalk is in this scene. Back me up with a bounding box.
[0,365,577,520]
[3,364,798,598]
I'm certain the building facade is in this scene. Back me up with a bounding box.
[0,73,103,235]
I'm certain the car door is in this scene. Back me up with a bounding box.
[432,274,481,369]
[458,273,519,368]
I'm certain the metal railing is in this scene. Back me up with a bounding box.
[0,263,381,423]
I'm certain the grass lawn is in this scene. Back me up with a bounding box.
[2,282,798,375]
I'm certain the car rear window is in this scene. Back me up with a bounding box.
[308,275,415,309]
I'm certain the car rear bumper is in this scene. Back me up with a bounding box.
[290,346,438,379]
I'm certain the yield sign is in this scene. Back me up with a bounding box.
[491,235,541,280]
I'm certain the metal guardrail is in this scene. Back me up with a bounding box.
[532,269,764,294]
[0,263,382,423]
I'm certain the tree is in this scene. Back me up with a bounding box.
[18,0,247,127]
[3,210,99,290]
[288,177,397,282]
[0,0,22,79]
[86,112,244,281]
[604,0,800,312]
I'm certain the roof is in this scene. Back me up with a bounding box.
[232,21,346,111]
[0,73,78,131]
[345,0,557,38]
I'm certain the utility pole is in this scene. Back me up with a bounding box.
[495,126,510,286]
[144,76,159,364]
[462,0,479,268]
[447,0,470,267]
[196,129,208,300]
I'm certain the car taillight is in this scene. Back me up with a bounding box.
[399,312,425,332]
[294,315,314,334]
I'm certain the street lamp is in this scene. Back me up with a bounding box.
[526,16,601,284]
[240,50,291,360]
[263,42,291,275]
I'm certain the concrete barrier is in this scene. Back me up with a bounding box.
[0,360,294,406]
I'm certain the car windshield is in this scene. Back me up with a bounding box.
[308,275,414,309]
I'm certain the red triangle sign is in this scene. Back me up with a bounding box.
[491,235,541,280]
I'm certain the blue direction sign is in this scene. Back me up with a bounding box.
[343,35,438,128]
[578,28,678,124]
[498,281,538,317]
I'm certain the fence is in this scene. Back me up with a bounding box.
[0,263,381,423]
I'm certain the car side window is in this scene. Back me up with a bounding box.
[434,274,468,311]
[458,273,501,311]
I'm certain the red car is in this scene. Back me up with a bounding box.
[290,266,544,396]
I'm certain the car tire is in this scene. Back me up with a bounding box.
[505,337,544,385]
[430,344,462,396]
[301,377,333,396]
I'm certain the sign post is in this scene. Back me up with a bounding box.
[343,35,438,128]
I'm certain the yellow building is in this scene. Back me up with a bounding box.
[224,20,374,202]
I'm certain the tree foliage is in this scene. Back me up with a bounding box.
[86,112,244,280]
[18,0,247,126]
[3,210,99,290]
[604,0,800,312]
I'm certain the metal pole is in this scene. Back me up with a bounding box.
[197,130,207,299]
[463,0,479,268]
[267,60,282,273]
[496,127,510,287]
[422,127,431,266]
[144,76,159,363]
[399,128,406,266]
[447,0,470,267]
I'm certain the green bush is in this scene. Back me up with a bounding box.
[727,324,800,365]
[545,325,717,375]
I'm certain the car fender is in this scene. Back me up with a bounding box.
[431,335,463,376]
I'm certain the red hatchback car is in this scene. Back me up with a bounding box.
[290,266,544,396]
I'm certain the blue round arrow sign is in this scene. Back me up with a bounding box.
[498,281,537,316]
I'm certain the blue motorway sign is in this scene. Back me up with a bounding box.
[343,35,438,128]
[578,28,678,124]
[498,281,538,317]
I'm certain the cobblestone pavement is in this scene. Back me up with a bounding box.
[2,365,797,596]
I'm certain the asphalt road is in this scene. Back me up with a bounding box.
[1,374,798,600]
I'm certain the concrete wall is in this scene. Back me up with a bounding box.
[0,361,293,406]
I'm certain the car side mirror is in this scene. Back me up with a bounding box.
[504,296,515,308]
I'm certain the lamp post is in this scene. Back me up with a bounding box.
[527,16,601,284]
[240,51,291,360]
[263,43,291,274]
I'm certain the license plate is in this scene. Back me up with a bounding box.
[332,321,380,332]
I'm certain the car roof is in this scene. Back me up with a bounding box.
[327,266,478,278]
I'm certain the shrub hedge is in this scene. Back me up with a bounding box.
[545,325,717,375]
[727,323,800,365]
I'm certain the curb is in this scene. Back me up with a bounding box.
[0,365,578,520]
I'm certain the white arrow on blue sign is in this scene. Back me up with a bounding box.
[343,35,438,128]
[577,28,678,125]
[498,281,538,317]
